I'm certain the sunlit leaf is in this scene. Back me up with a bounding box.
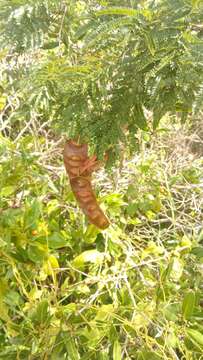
[113,340,122,360]
[48,232,69,249]
[182,290,196,320]
[28,243,48,263]
[95,7,138,17]
[72,250,106,269]
[63,337,80,360]
[186,329,203,347]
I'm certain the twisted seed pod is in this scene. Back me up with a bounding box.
[63,140,110,230]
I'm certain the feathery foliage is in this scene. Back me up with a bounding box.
[0,0,203,158]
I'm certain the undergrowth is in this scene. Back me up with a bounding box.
[0,119,203,359]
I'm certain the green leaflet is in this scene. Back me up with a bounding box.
[72,250,106,269]
[113,340,122,360]
[186,329,203,347]
[63,337,80,360]
[95,7,138,17]
[191,246,203,259]
[29,300,50,325]
[182,290,196,320]
[133,104,148,131]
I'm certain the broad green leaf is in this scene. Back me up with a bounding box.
[51,332,67,360]
[29,288,43,301]
[47,199,59,215]
[5,290,22,307]
[48,232,69,249]
[72,250,106,269]
[166,331,178,348]
[80,326,104,348]
[31,300,50,325]
[83,224,100,244]
[59,303,77,315]
[27,243,47,263]
[0,185,16,197]
[182,290,196,320]
[63,337,80,360]
[191,247,203,259]
[142,241,164,260]
[170,257,183,281]
[153,108,166,130]
[126,203,138,217]
[24,199,42,229]
[0,300,10,322]
[163,304,180,322]
[192,0,202,8]
[0,95,6,110]
[98,353,109,360]
[137,351,162,360]
[42,255,59,276]
[47,254,59,269]
[181,235,192,248]
[95,304,114,321]
[113,340,122,360]
[126,184,137,197]
[186,329,203,347]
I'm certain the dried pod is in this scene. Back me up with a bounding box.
[63,140,110,230]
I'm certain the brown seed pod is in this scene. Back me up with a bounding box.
[63,140,110,230]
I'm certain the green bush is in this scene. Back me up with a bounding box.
[0,123,203,359]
